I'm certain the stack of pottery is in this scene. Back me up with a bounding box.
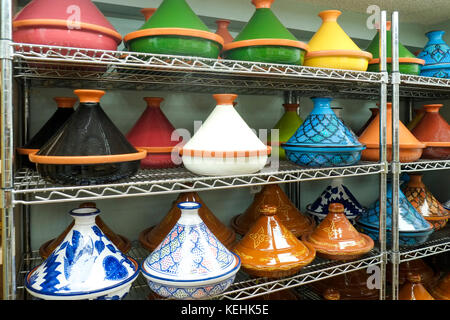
[17,97,77,169]
[407,108,426,131]
[230,183,315,238]
[402,174,450,230]
[181,94,270,176]
[282,97,365,167]
[431,273,450,300]
[126,97,182,169]
[356,182,434,247]
[267,102,303,160]
[411,104,450,160]
[306,181,365,225]
[39,202,131,259]
[233,205,316,278]
[222,0,309,65]
[141,202,241,300]
[304,10,372,71]
[399,274,435,300]
[356,107,379,137]
[28,90,146,185]
[124,0,224,59]
[25,206,139,300]
[359,102,426,162]
[139,192,236,252]
[13,0,122,52]
[302,203,374,261]
[366,21,425,75]
[417,30,450,78]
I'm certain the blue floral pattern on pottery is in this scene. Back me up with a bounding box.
[418,30,450,78]
[356,224,433,247]
[284,146,363,167]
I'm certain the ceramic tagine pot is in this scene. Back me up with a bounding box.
[17,97,77,169]
[366,21,425,75]
[232,205,316,278]
[222,0,309,65]
[407,108,426,131]
[417,30,450,78]
[411,104,450,160]
[139,192,236,252]
[358,102,426,162]
[282,97,365,167]
[215,19,234,45]
[306,180,365,226]
[267,102,303,160]
[124,0,224,59]
[304,10,372,71]
[39,202,131,259]
[28,90,146,185]
[13,0,122,52]
[302,203,374,261]
[356,107,379,137]
[25,206,139,300]
[230,183,315,238]
[431,273,450,300]
[387,258,440,291]
[141,201,241,300]
[402,173,450,230]
[181,94,270,176]
[126,97,182,169]
[356,182,434,247]
[398,274,435,300]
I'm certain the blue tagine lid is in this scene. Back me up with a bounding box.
[141,202,240,299]
[356,182,433,233]
[306,180,365,218]
[25,207,139,300]
[283,97,365,151]
[417,30,450,77]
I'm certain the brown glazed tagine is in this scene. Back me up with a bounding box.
[302,203,374,261]
[231,183,315,238]
[402,173,450,230]
[431,273,450,300]
[398,274,435,300]
[389,259,441,291]
[232,205,316,279]
[38,202,131,259]
[139,192,236,252]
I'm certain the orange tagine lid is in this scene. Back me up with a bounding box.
[431,273,450,300]
[399,274,435,300]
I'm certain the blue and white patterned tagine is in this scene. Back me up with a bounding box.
[141,201,241,300]
[282,97,365,167]
[417,30,450,78]
[25,207,139,300]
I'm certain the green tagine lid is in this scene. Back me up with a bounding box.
[366,21,425,74]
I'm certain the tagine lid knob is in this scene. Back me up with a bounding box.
[252,0,275,9]
[74,89,105,103]
[213,93,238,106]
[141,8,157,21]
[144,97,164,108]
[54,97,78,109]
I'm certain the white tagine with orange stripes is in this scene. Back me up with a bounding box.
[181,94,270,176]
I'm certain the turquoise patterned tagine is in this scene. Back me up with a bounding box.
[356,182,434,247]
[417,30,450,78]
[282,97,365,167]
[25,206,139,300]
[141,201,241,300]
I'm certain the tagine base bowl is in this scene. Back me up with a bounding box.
[222,45,306,65]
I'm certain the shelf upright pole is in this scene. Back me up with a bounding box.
[0,0,17,300]
[390,11,401,300]
[378,10,388,301]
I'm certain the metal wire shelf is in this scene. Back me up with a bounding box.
[12,161,385,205]
[399,159,450,172]
[398,74,450,99]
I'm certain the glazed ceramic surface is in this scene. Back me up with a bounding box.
[126,97,182,169]
[231,183,315,237]
[181,94,269,176]
[141,202,240,300]
[13,0,122,52]
[124,0,223,58]
[302,203,374,261]
[411,104,450,160]
[29,90,146,185]
[25,207,139,300]
[431,273,450,300]
[304,10,372,71]
[306,181,365,225]
[232,205,316,278]
[387,259,440,290]
[222,0,308,65]
[282,97,365,167]
[399,274,435,300]
[417,31,450,78]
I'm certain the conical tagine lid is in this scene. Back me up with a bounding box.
[302,203,374,261]
[232,205,316,278]
[30,90,146,164]
[412,104,450,146]
[417,30,450,67]
[139,192,236,251]
[17,97,77,155]
[356,107,379,137]
[268,103,303,145]
[399,274,435,300]
[431,272,450,300]
[231,183,315,237]
[25,206,139,299]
